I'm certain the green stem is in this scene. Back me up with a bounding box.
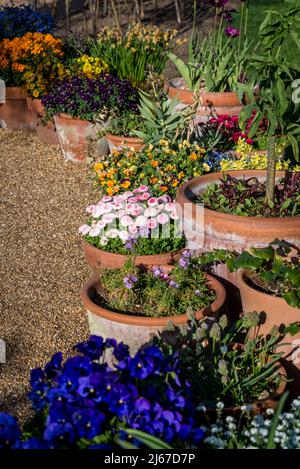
[265,136,277,204]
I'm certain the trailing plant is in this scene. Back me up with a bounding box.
[239,5,300,205]
[98,251,216,317]
[197,172,300,217]
[79,187,185,255]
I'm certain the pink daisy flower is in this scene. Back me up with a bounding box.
[157,213,169,224]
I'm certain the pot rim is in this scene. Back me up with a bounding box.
[106,133,144,143]
[56,113,91,123]
[81,273,226,326]
[176,170,300,224]
[82,239,184,261]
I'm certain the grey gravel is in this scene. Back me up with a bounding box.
[0,129,96,421]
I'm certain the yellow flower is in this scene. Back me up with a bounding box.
[190,152,197,161]
[107,180,115,187]
[151,160,159,168]
[94,162,104,171]
[172,180,179,187]
[203,163,210,172]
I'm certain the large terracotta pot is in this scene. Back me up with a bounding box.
[26,97,58,145]
[82,239,183,272]
[0,87,35,131]
[81,273,226,353]
[167,78,243,121]
[106,134,145,152]
[176,170,300,289]
[238,270,300,369]
[54,113,99,162]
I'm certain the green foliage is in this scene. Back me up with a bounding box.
[132,91,186,146]
[98,112,146,138]
[203,240,300,309]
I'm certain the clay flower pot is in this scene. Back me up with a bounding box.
[26,97,58,145]
[82,239,183,272]
[54,113,99,162]
[176,170,300,288]
[0,87,35,131]
[81,273,226,353]
[238,269,300,369]
[106,134,145,152]
[167,78,243,121]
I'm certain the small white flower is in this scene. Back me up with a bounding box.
[266,408,274,416]
[106,229,119,239]
[119,230,129,241]
[79,224,91,235]
[89,226,101,237]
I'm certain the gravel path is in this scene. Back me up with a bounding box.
[0,129,95,421]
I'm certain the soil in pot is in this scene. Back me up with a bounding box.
[0,87,35,131]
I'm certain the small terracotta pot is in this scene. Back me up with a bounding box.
[81,273,226,353]
[167,78,243,119]
[26,97,58,145]
[205,362,287,417]
[82,239,183,272]
[106,134,145,152]
[0,87,35,131]
[238,270,300,369]
[54,113,99,162]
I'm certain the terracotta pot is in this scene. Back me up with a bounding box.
[0,87,35,131]
[82,239,184,272]
[106,134,145,152]
[238,269,300,369]
[205,362,287,417]
[54,113,99,162]
[26,97,58,145]
[167,78,243,121]
[176,170,300,289]
[81,273,226,353]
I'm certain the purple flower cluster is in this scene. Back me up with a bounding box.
[1,336,203,449]
[123,274,138,289]
[178,250,192,270]
[42,74,139,122]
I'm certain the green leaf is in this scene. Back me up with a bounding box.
[282,290,299,308]
[267,391,289,449]
[123,429,173,449]
[249,246,274,260]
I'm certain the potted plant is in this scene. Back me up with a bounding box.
[0,36,35,130]
[42,73,139,162]
[90,22,181,87]
[81,251,225,352]
[217,240,300,367]
[0,4,54,131]
[167,1,250,117]
[10,32,64,144]
[101,112,146,152]
[80,186,185,270]
[156,312,288,415]
[93,139,208,198]
[176,6,300,284]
